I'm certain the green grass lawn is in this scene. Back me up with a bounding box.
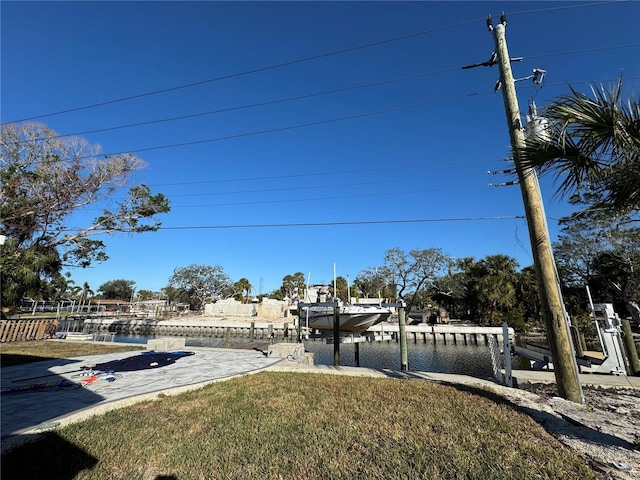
[0,342,598,480]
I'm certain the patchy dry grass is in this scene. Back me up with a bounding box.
[0,341,142,367]
[2,372,598,480]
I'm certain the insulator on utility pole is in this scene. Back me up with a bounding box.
[489,180,519,187]
[488,168,516,175]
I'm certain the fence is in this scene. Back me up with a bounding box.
[0,319,58,343]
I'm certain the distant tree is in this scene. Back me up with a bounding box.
[233,278,253,303]
[160,285,192,307]
[330,276,349,301]
[137,289,155,301]
[68,284,83,302]
[44,273,74,304]
[0,122,170,311]
[353,267,396,300]
[514,266,540,323]
[98,279,135,300]
[554,193,640,325]
[430,256,476,318]
[266,289,285,301]
[382,247,451,312]
[79,282,94,303]
[467,255,519,325]
[168,264,232,310]
[280,272,306,300]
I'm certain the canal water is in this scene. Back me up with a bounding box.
[114,334,495,379]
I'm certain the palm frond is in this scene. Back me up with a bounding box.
[519,80,640,212]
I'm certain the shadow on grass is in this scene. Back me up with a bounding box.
[2,432,179,480]
[1,432,98,480]
[381,369,637,451]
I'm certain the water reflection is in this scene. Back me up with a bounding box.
[303,340,494,378]
[115,334,494,378]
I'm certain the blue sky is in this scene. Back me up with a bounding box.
[2,1,639,296]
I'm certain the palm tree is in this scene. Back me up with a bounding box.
[234,278,252,303]
[137,289,155,301]
[521,80,640,213]
[78,282,94,312]
[471,255,519,325]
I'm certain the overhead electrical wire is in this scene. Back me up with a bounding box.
[103,172,482,205]
[2,18,483,124]
[149,164,427,187]
[55,91,492,161]
[524,43,639,61]
[19,71,640,168]
[147,167,480,191]
[18,43,637,143]
[509,0,630,17]
[37,68,461,141]
[2,0,623,125]
[154,216,527,231]
[60,215,526,233]
[166,184,483,209]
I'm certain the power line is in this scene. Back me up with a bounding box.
[147,164,482,191]
[508,0,630,17]
[154,216,526,231]
[148,164,427,187]
[36,68,461,141]
[524,43,639,61]
[94,177,486,210]
[4,0,622,124]
[3,18,483,124]
[167,173,480,198]
[19,44,637,142]
[16,73,640,167]
[70,91,490,160]
[144,183,482,209]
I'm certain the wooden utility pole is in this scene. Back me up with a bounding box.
[490,19,582,402]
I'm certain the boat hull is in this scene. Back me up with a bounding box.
[300,306,392,333]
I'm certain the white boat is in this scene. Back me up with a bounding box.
[299,302,392,333]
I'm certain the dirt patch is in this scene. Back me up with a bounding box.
[512,383,640,479]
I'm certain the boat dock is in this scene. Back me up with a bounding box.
[367,323,513,345]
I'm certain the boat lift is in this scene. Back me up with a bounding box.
[511,303,629,376]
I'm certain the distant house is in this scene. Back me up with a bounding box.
[92,299,130,313]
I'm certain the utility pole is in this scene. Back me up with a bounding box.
[486,15,582,402]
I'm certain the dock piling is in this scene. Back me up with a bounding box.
[333,306,340,366]
[399,305,408,371]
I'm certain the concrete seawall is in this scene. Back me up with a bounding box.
[84,317,294,339]
[80,317,512,344]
